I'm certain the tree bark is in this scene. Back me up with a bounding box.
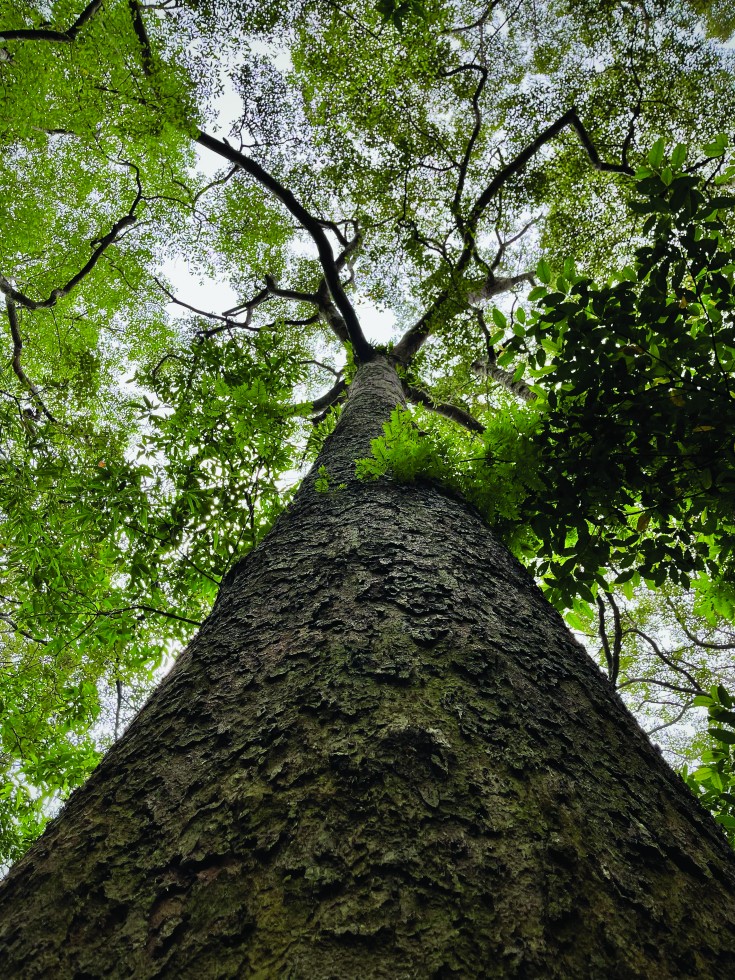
[1,357,735,978]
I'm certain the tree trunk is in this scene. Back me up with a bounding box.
[2,356,735,978]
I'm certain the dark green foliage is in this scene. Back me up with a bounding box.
[505,140,735,613]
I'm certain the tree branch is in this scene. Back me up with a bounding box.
[393,108,633,365]
[127,0,155,75]
[466,108,633,239]
[96,604,202,627]
[195,130,374,362]
[628,625,706,695]
[5,299,57,422]
[0,0,103,42]
[0,192,141,312]
[311,378,348,417]
[405,384,485,434]
[153,278,261,333]
[596,592,622,685]
[467,271,536,306]
[444,64,488,236]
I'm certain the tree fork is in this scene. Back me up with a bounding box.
[1,358,735,977]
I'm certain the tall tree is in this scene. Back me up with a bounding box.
[2,0,735,972]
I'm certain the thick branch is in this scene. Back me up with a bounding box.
[195,130,373,362]
[311,378,348,417]
[444,64,488,235]
[467,108,633,239]
[0,0,103,42]
[481,363,534,402]
[264,276,320,306]
[405,384,485,434]
[128,0,155,75]
[597,592,622,686]
[467,272,535,306]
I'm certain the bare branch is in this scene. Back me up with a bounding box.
[443,1,500,35]
[0,611,49,645]
[618,676,702,698]
[628,625,706,695]
[153,278,262,334]
[300,359,342,378]
[490,218,538,273]
[264,275,321,306]
[664,595,735,651]
[465,108,632,261]
[646,702,692,738]
[222,220,361,348]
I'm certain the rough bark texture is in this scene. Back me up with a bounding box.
[2,357,735,977]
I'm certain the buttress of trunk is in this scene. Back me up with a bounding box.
[1,357,735,978]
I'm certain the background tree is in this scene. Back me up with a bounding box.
[2,0,735,970]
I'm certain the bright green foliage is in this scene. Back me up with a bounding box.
[685,685,735,844]
[357,401,544,557]
[2,0,735,863]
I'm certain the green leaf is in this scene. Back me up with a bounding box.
[648,137,666,170]
[709,728,735,745]
[537,259,552,285]
[671,143,687,168]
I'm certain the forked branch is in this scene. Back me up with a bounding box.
[0,193,141,312]
[195,130,373,362]
[393,108,634,364]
